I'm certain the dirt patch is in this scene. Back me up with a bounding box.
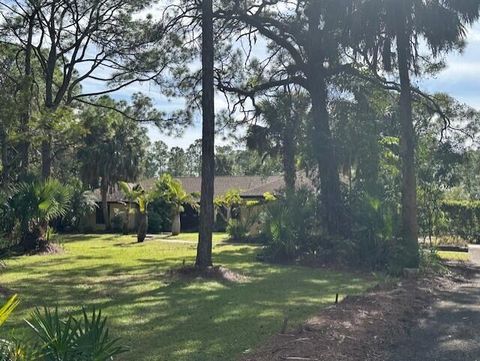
[241,269,464,361]
[166,265,250,283]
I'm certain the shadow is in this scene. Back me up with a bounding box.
[385,265,480,361]
[1,236,374,361]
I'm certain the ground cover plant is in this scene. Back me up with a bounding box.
[0,234,374,361]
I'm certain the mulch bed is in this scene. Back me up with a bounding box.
[166,265,250,283]
[241,268,463,361]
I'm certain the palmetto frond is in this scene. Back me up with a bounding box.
[13,179,73,224]
[0,295,19,327]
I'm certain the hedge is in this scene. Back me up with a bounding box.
[440,200,480,243]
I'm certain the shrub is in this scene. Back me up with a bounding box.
[440,200,480,243]
[9,179,72,251]
[111,214,124,233]
[148,198,172,232]
[0,300,127,361]
[58,180,98,233]
[259,189,320,262]
[147,211,162,234]
[226,219,248,241]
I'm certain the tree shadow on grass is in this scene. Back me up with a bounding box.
[2,245,373,361]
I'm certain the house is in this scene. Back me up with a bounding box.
[82,174,313,232]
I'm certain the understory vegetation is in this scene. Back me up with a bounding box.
[1,0,480,359]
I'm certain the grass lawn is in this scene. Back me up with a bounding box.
[437,250,470,262]
[1,233,375,361]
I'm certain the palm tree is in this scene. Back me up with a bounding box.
[136,190,150,243]
[362,0,480,267]
[118,182,144,234]
[155,174,198,236]
[11,179,72,251]
[246,90,309,196]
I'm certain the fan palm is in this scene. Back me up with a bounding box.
[11,179,72,251]
[154,174,198,236]
[356,0,480,267]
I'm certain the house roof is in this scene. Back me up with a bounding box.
[94,173,313,203]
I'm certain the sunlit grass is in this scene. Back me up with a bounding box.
[437,250,469,262]
[1,233,375,361]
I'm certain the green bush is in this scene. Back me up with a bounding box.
[147,198,172,232]
[259,189,320,262]
[147,211,162,234]
[111,214,124,233]
[226,219,248,241]
[0,299,127,361]
[440,200,480,243]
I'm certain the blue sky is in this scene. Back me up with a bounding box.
[89,23,480,149]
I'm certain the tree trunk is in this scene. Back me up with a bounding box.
[101,178,111,231]
[396,14,420,267]
[19,12,36,178]
[0,126,8,183]
[196,0,215,270]
[309,76,346,236]
[41,139,51,180]
[283,112,297,196]
[171,209,181,236]
[137,213,148,243]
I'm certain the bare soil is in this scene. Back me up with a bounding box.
[241,263,474,361]
[166,265,250,283]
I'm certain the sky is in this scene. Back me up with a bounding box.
[84,23,480,150]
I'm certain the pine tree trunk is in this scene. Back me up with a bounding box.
[283,112,297,196]
[0,126,8,183]
[19,13,35,178]
[396,14,420,267]
[41,139,51,180]
[101,178,110,231]
[196,0,215,269]
[309,76,346,236]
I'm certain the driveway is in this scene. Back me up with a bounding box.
[387,246,480,361]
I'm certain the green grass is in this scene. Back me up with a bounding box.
[0,233,375,361]
[437,250,470,262]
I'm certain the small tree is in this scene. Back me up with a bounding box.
[136,191,150,243]
[154,174,198,236]
[118,182,144,235]
[214,189,244,224]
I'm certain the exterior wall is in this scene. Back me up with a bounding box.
[81,202,139,232]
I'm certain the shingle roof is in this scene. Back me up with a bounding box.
[94,174,313,203]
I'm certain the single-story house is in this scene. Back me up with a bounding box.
[82,174,313,232]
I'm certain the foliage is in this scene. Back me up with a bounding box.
[23,307,127,361]
[226,219,248,241]
[1,305,127,361]
[440,200,480,243]
[1,234,374,361]
[147,199,172,233]
[0,295,19,328]
[58,180,97,232]
[154,174,198,213]
[111,214,124,234]
[260,189,320,262]
[9,179,72,249]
